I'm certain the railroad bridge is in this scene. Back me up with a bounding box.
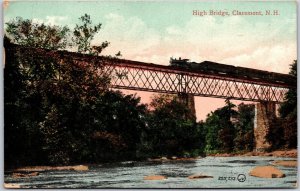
[104,57,296,152]
[6,44,297,151]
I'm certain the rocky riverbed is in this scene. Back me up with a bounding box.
[4,155,297,189]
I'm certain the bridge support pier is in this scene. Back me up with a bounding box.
[176,93,196,121]
[254,102,276,152]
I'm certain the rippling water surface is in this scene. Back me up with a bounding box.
[5,156,297,188]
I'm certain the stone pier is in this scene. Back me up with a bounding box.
[254,102,277,152]
[176,93,196,121]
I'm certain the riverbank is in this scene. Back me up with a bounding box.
[6,149,296,173]
[146,149,297,162]
[208,149,297,158]
[13,165,89,172]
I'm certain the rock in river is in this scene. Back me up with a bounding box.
[70,165,89,171]
[4,183,21,188]
[12,172,39,178]
[188,174,213,179]
[144,175,167,180]
[14,165,89,172]
[271,160,297,167]
[249,166,285,178]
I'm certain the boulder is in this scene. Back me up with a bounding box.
[271,160,297,167]
[70,165,89,171]
[14,165,89,172]
[144,175,167,180]
[12,172,39,178]
[271,149,297,158]
[53,165,89,171]
[4,183,21,188]
[249,166,285,178]
[188,174,213,179]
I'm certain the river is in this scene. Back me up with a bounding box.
[4,156,297,189]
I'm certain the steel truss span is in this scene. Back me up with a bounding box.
[103,63,290,103]
[5,44,293,103]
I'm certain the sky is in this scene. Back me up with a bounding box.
[4,1,297,121]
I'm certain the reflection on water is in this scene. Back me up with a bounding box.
[4,156,297,188]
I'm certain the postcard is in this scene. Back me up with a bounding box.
[3,0,297,189]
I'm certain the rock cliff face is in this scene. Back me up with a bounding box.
[254,102,276,152]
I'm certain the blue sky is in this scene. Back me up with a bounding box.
[4,1,296,31]
[4,1,296,74]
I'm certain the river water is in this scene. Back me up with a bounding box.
[4,156,297,189]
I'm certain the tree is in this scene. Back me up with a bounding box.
[204,113,222,153]
[279,60,297,148]
[204,99,237,153]
[149,94,175,110]
[139,94,204,158]
[4,14,113,166]
[279,60,297,118]
[73,14,109,55]
[4,37,47,167]
[234,103,255,152]
[4,20,72,166]
[5,14,147,165]
[88,91,147,162]
[6,17,70,50]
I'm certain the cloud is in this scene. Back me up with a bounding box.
[94,13,296,74]
[32,16,68,26]
[96,13,296,120]
[93,13,161,58]
[221,43,296,73]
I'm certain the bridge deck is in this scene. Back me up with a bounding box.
[107,58,296,88]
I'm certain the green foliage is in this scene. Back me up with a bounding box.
[73,14,109,55]
[204,101,256,154]
[4,36,67,166]
[279,60,297,148]
[279,60,297,118]
[149,94,175,109]
[204,99,237,153]
[139,94,205,158]
[88,91,147,162]
[4,14,129,166]
[6,17,70,50]
[233,103,255,152]
[204,114,220,153]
